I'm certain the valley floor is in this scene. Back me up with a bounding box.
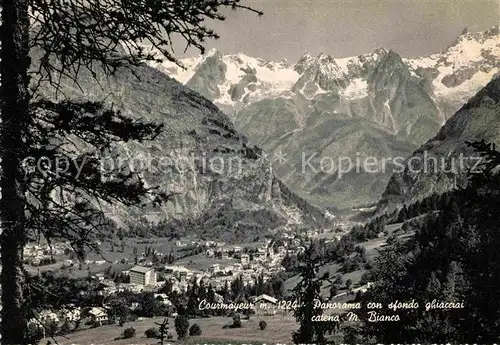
[33,222,413,345]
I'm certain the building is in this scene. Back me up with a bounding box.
[39,310,59,324]
[60,306,81,322]
[208,264,220,274]
[214,293,224,303]
[240,254,250,265]
[254,294,278,316]
[353,281,374,294]
[88,307,108,325]
[178,270,188,282]
[154,293,173,306]
[254,248,267,261]
[232,263,243,272]
[94,273,105,281]
[129,265,156,286]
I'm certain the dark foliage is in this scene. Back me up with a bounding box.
[232,313,242,328]
[174,315,189,340]
[353,140,500,343]
[145,327,160,339]
[122,327,136,339]
[291,243,338,344]
[25,100,169,257]
[29,0,263,90]
[259,320,267,331]
[189,323,202,336]
[1,1,262,342]
[154,318,170,345]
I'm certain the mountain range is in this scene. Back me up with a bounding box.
[151,26,499,211]
[31,26,499,242]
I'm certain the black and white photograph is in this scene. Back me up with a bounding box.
[0,0,499,344]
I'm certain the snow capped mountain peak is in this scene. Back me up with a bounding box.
[278,58,292,68]
[452,25,499,46]
[294,52,343,78]
[132,27,499,212]
[373,47,389,55]
[298,52,314,60]
[358,46,391,63]
[317,53,335,62]
[377,49,405,67]
[294,53,316,73]
[442,25,499,63]
[296,52,336,66]
[403,25,499,106]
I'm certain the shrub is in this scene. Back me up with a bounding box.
[145,327,159,338]
[59,321,71,335]
[118,316,126,327]
[189,323,202,336]
[345,278,353,289]
[232,313,242,328]
[329,283,339,298]
[26,324,44,344]
[122,327,136,339]
[387,234,397,245]
[259,320,267,330]
[174,315,190,339]
[44,320,58,337]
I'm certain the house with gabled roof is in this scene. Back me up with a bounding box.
[129,265,156,286]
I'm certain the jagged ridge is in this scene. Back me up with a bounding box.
[148,26,499,210]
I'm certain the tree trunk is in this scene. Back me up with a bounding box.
[0,0,31,343]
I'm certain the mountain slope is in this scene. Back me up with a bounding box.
[33,50,326,242]
[378,76,500,213]
[149,26,499,210]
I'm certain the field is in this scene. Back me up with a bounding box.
[42,315,298,345]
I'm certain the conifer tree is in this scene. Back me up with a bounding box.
[291,243,338,344]
[355,140,500,343]
[0,1,262,342]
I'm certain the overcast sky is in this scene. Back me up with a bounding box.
[173,0,499,62]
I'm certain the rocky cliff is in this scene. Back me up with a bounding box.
[33,52,326,242]
[378,76,500,213]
